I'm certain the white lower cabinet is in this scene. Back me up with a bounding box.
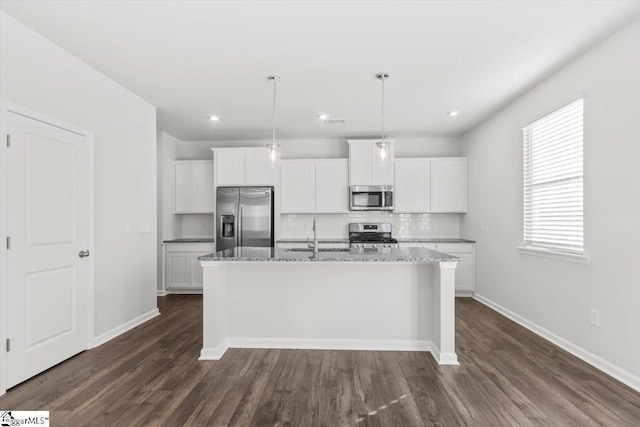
[399,242,474,295]
[164,242,215,292]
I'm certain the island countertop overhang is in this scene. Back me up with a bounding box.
[199,246,458,264]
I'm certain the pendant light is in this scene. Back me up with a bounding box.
[266,75,282,168]
[375,72,391,166]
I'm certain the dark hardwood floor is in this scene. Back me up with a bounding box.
[1,295,639,426]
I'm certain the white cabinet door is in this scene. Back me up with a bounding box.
[315,159,349,213]
[215,150,245,186]
[175,161,214,213]
[371,142,395,185]
[194,162,214,212]
[349,142,371,185]
[349,140,395,185]
[430,158,467,213]
[400,242,475,294]
[394,159,429,213]
[281,160,315,213]
[166,253,189,287]
[451,253,473,292]
[175,162,195,213]
[190,254,204,287]
[245,148,272,185]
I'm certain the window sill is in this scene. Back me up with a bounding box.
[517,246,590,264]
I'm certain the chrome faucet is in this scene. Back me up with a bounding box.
[309,217,319,254]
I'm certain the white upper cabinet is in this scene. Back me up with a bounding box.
[315,159,349,213]
[280,160,316,213]
[213,147,273,186]
[394,159,430,213]
[174,160,215,214]
[245,148,271,185]
[430,158,467,213]
[393,157,467,213]
[280,159,349,214]
[214,149,245,186]
[348,140,394,186]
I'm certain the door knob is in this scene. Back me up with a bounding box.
[79,250,90,258]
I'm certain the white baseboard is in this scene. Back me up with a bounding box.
[92,308,160,348]
[199,338,436,361]
[199,340,229,360]
[157,290,168,296]
[429,343,459,365]
[163,289,203,295]
[473,293,640,393]
[455,290,474,297]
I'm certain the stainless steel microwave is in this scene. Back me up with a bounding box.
[349,185,394,211]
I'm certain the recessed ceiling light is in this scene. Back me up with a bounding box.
[209,115,220,121]
[447,111,460,117]
[318,113,329,120]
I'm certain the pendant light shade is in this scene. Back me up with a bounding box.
[375,72,391,166]
[266,75,282,168]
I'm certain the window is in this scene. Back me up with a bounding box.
[523,98,584,255]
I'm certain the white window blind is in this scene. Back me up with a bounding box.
[523,98,584,255]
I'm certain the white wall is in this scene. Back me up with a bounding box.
[461,19,640,390]
[1,12,158,337]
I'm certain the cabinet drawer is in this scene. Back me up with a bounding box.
[436,243,473,254]
[165,243,215,253]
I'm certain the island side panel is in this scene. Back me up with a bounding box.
[202,262,435,352]
[200,263,229,360]
[430,261,459,365]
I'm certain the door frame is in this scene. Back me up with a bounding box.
[0,99,95,396]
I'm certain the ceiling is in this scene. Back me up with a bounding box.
[1,1,639,141]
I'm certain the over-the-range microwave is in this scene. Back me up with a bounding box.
[349,185,394,211]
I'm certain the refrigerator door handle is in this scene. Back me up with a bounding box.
[239,204,244,247]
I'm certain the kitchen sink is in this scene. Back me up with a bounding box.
[285,248,352,252]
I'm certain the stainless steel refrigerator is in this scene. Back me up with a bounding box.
[216,187,274,251]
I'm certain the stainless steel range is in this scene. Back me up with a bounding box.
[349,223,399,249]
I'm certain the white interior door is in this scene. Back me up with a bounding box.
[5,110,91,389]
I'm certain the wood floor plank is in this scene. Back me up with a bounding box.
[1,295,639,426]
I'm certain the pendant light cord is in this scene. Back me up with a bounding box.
[381,76,385,144]
[271,77,277,145]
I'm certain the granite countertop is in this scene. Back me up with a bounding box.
[397,238,475,243]
[276,238,350,244]
[199,246,457,263]
[277,237,474,244]
[163,238,215,243]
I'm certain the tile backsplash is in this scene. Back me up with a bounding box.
[179,214,214,238]
[279,213,461,240]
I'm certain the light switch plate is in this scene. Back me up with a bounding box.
[139,223,152,233]
[125,223,132,234]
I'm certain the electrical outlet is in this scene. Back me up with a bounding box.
[590,309,600,327]
[139,223,152,233]
[125,223,132,234]
[479,221,485,232]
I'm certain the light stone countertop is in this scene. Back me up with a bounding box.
[396,238,475,243]
[276,238,474,244]
[276,238,350,244]
[163,238,215,243]
[199,246,457,263]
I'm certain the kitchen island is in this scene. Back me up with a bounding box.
[199,246,459,365]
